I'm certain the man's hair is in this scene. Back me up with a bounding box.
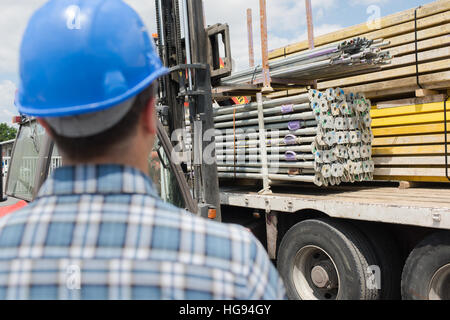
[50,84,155,161]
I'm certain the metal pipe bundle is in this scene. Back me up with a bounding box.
[308,88,374,186]
[220,37,391,85]
[192,87,375,187]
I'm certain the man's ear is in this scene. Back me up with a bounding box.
[141,97,157,135]
[37,118,55,138]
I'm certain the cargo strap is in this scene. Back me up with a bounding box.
[414,6,423,89]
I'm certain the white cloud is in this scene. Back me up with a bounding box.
[203,0,339,71]
[0,80,18,124]
[0,0,45,76]
[0,0,342,85]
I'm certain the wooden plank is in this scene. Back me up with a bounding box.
[386,29,450,57]
[372,110,450,128]
[374,167,449,177]
[374,156,450,166]
[267,70,450,99]
[371,100,449,118]
[416,89,439,97]
[372,122,450,137]
[375,94,446,109]
[398,181,419,189]
[381,22,450,50]
[382,45,450,72]
[266,71,450,102]
[333,191,450,203]
[373,144,446,155]
[344,71,450,99]
[270,22,450,63]
[374,175,450,183]
[269,0,450,59]
[373,134,450,146]
[381,35,450,61]
[319,58,450,90]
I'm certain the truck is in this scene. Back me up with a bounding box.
[2,102,449,301]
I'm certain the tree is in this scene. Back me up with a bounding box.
[0,123,17,142]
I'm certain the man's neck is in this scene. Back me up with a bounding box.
[62,149,150,177]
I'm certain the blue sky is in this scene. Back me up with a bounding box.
[0,0,437,124]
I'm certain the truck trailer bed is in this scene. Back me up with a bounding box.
[219,182,450,230]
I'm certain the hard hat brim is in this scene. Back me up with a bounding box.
[17,67,170,118]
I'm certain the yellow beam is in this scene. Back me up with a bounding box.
[373,144,446,155]
[371,111,450,128]
[371,101,449,118]
[373,134,450,146]
[372,122,450,137]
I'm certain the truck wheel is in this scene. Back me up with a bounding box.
[277,218,379,300]
[401,231,450,300]
[353,222,402,300]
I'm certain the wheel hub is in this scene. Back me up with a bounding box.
[429,263,450,300]
[311,261,338,289]
[293,245,340,300]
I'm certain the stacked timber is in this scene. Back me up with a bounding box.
[262,0,450,183]
[371,96,450,183]
[267,0,450,100]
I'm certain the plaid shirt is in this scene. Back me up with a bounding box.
[0,165,286,300]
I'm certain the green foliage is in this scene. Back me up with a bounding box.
[0,123,17,142]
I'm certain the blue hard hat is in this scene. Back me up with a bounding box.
[16,0,168,117]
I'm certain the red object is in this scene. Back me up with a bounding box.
[12,116,22,124]
[0,200,28,218]
[232,96,249,105]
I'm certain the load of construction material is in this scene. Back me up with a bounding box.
[264,0,450,184]
[371,97,450,183]
[221,37,391,85]
[267,0,450,100]
[204,88,374,186]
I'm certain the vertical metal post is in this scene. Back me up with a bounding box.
[257,92,271,194]
[305,0,317,89]
[187,0,222,221]
[247,8,255,68]
[182,0,193,90]
[259,0,273,93]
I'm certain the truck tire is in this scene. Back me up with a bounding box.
[401,231,450,300]
[353,222,402,300]
[277,218,380,300]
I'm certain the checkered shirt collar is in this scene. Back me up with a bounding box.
[37,164,159,198]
